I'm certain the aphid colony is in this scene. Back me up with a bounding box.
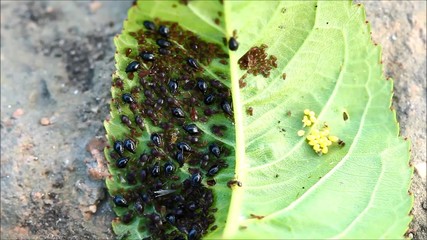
[238,44,277,78]
[297,109,343,155]
[107,19,235,240]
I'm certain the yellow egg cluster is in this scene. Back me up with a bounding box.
[297,109,340,155]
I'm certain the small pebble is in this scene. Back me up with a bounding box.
[40,117,51,126]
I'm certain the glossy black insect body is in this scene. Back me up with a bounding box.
[165,213,176,225]
[151,163,160,177]
[204,94,215,105]
[140,169,147,182]
[122,93,135,104]
[209,144,221,158]
[125,61,140,73]
[116,157,129,168]
[168,80,178,93]
[172,107,185,118]
[164,162,175,175]
[157,38,171,48]
[177,142,192,152]
[183,124,199,135]
[191,172,202,187]
[143,20,156,30]
[140,52,155,61]
[151,133,162,146]
[113,195,128,207]
[207,165,219,176]
[135,115,145,128]
[188,228,198,240]
[113,140,124,156]
[221,100,233,116]
[124,139,136,153]
[158,25,169,37]
[134,201,144,214]
[196,78,208,93]
[228,37,239,51]
[175,151,184,166]
[187,58,199,69]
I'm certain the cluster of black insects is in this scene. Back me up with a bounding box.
[107,18,238,240]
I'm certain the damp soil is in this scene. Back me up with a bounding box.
[0,1,426,239]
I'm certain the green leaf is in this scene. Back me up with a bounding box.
[104,1,413,239]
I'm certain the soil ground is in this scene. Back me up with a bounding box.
[1,1,425,239]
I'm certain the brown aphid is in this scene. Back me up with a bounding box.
[246,107,253,116]
[239,79,247,88]
[282,73,287,80]
[343,111,349,121]
[338,140,346,147]
[227,180,242,188]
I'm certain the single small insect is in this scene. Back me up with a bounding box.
[228,37,239,51]
[151,163,160,177]
[187,201,197,211]
[175,151,184,166]
[135,115,144,128]
[165,214,176,225]
[191,172,202,187]
[113,195,128,207]
[134,201,144,214]
[196,78,208,93]
[140,52,155,61]
[143,20,156,30]
[120,115,132,127]
[113,140,124,156]
[183,124,199,135]
[168,79,178,93]
[116,157,129,168]
[209,144,221,158]
[188,228,198,240]
[164,162,175,175]
[140,169,147,181]
[125,61,140,73]
[124,139,136,153]
[122,93,135,104]
[207,165,219,176]
[158,48,171,55]
[158,25,170,37]
[204,94,215,105]
[177,142,192,152]
[187,58,198,69]
[151,133,162,146]
[221,100,233,116]
[157,38,171,48]
[172,107,185,118]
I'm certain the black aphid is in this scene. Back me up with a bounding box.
[113,141,124,156]
[183,124,199,135]
[143,20,156,31]
[113,195,128,207]
[207,165,220,176]
[140,52,155,61]
[187,201,197,211]
[197,78,208,93]
[122,93,135,104]
[116,157,129,168]
[221,100,233,116]
[135,115,144,128]
[134,201,144,214]
[124,139,136,153]
[188,228,198,240]
[187,58,199,69]
[228,37,239,51]
[151,163,160,177]
[140,169,147,181]
[177,142,192,152]
[165,213,176,225]
[141,193,151,203]
[172,107,185,118]
[120,115,132,127]
[168,80,178,93]
[158,48,171,55]
[157,38,171,48]
[151,133,162,146]
[209,144,221,158]
[191,172,202,187]
[204,94,215,105]
[125,61,139,73]
[150,213,161,223]
[164,162,175,175]
[158,25,170,37]
[175,151,184,166]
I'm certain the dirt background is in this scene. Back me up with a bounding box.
[0,1,425,239]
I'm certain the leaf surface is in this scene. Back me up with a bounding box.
[105,1,413,239]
